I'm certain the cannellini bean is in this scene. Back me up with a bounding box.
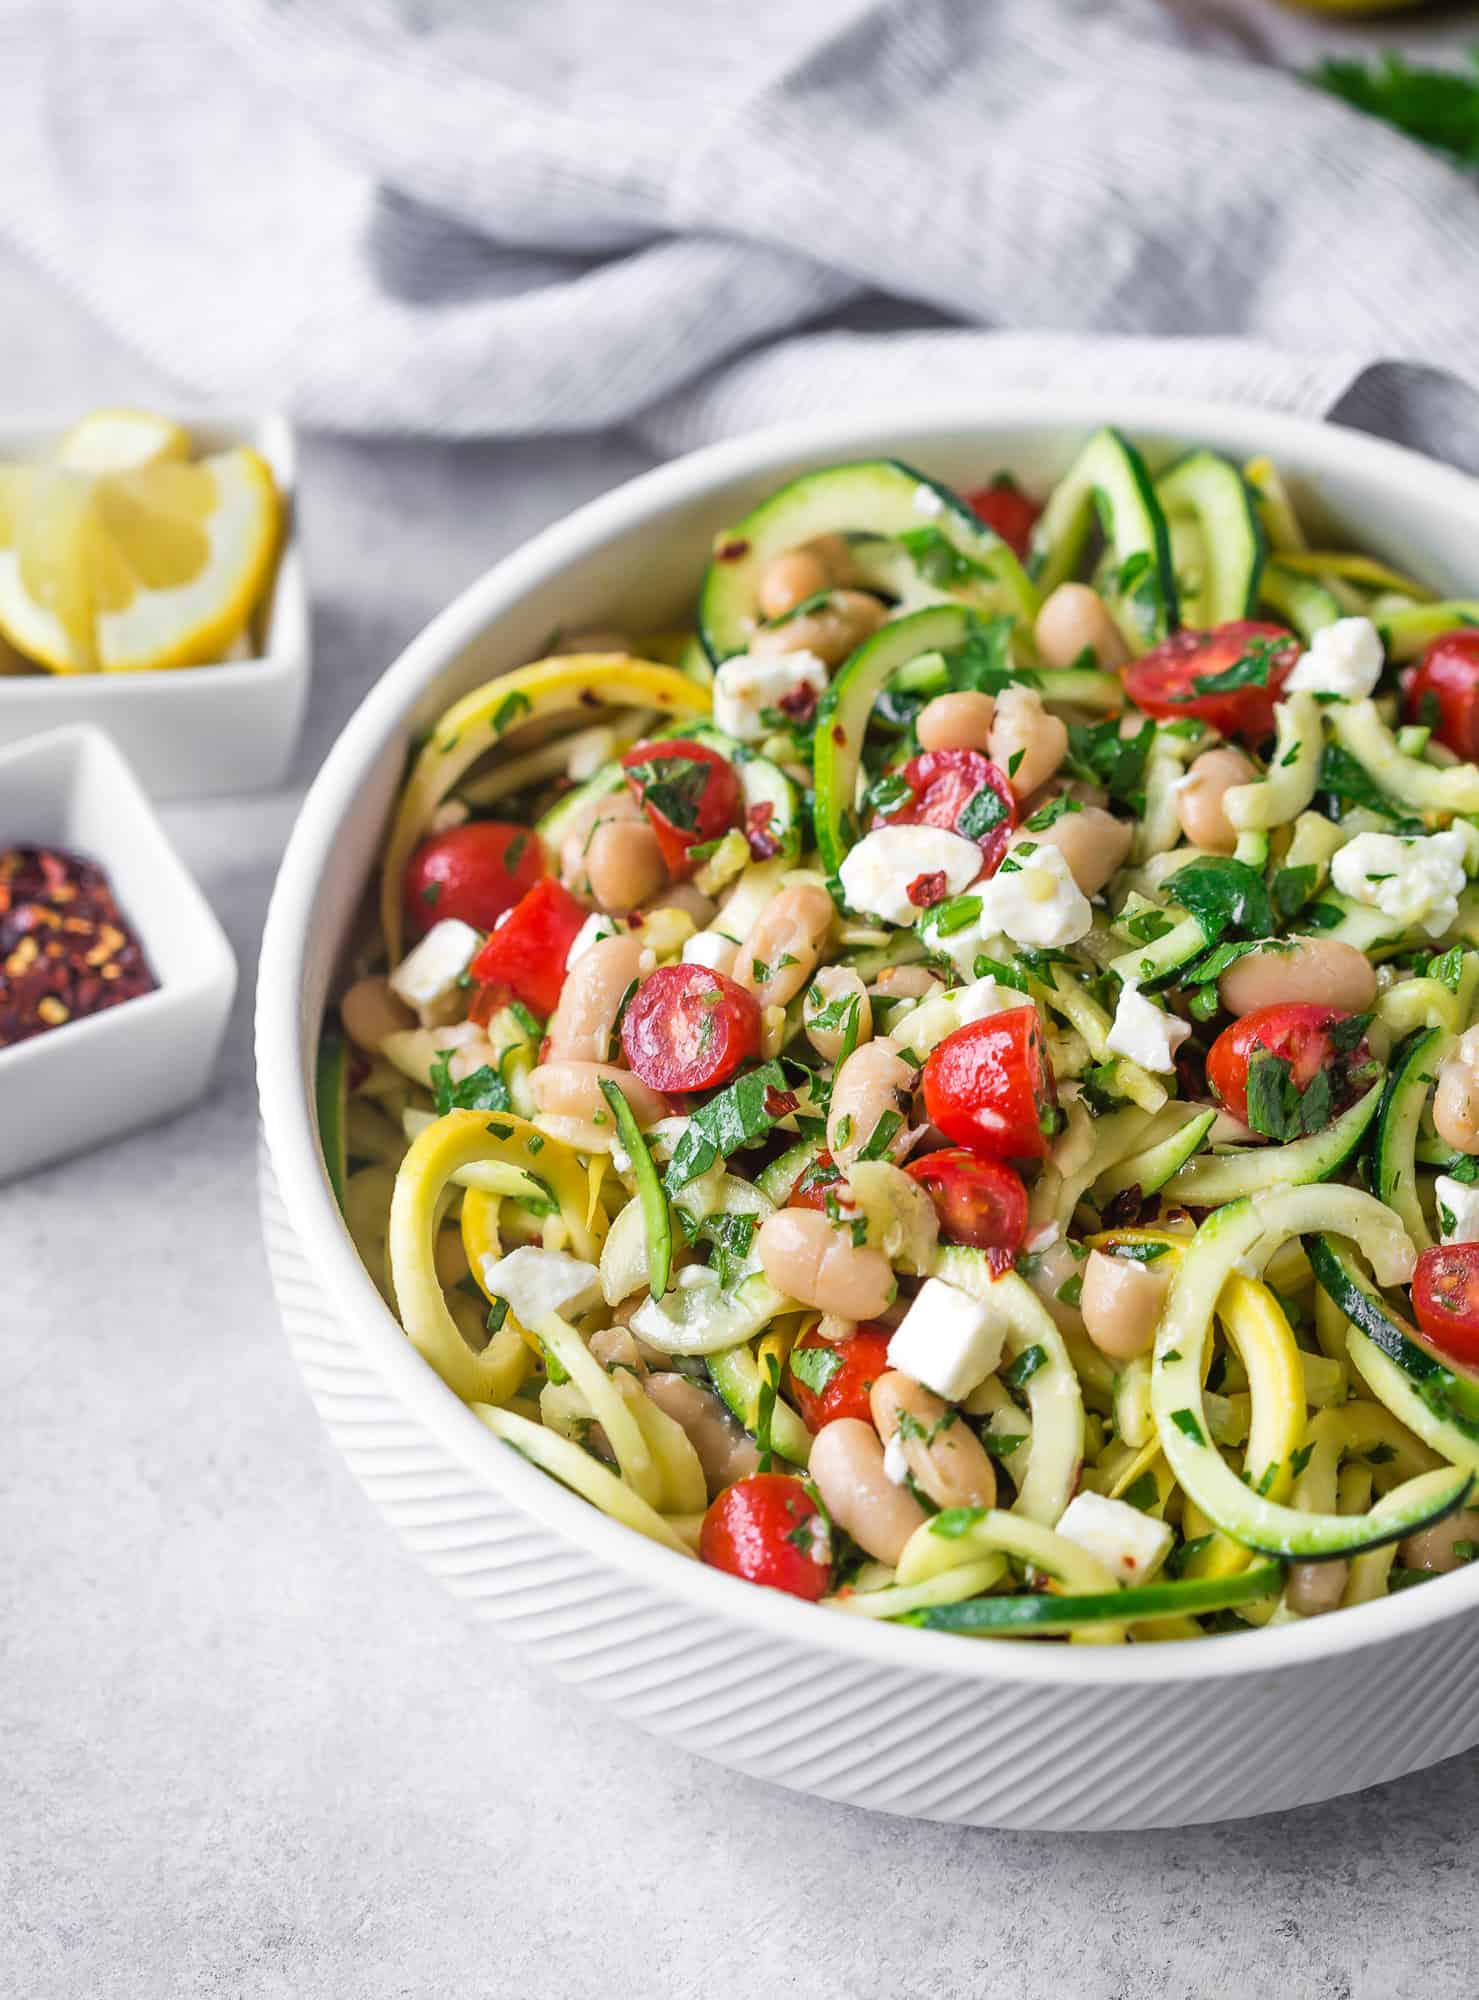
[1175,747,1256,855]
[750,589,885,667]
[756,1209,896,1321]
[733,881,834,1009]
[1034,583,1129,670]
[643,1372,761,1495]
[756,535,853,622]
[988,685,1069,801]
[1080,1249,1171,1362]
[340,975,415,1053]
[1021,1237,1086,1334]
[1399,1507,1479,1573]
[872,965,941,1002]
[1433,1030,1479,1155]
[547,931,647,1064]
[807,1417,929,1565]
[1218,937,1377,1019]
[560,789,667,911]
[915,690,996,754]
[1286,1560,1349,1618]
[528,1058,667,1141]
[869,1371,996,1512]
[828,1037,916,1167]
[804,965,873,1063]
[590,1324,647,1376]
[1017,804,1131,897]
[448,1035,500,1084]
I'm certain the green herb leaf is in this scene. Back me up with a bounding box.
[1002,1344,1047,1391]
[662,1060,798,1194]
[1310,51,1479,169]
[788,1343,845,1397]
[958,783,1009,842]
[492,689,532,733]
[622,755,712,835]
[430,1051,512,1117]
[1169,1408,1206,1446]
[1166,857,1274,946]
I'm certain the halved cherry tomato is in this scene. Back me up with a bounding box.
[1411,1244,1479,1371]
[1403,631,1479,763]
[1122,620,1299,742]
[878,748,1015,876]
[785,1323,894,1432]
[622,739,742,878]
[788,1149,846,1211]
[619,961,760,1092]
[1205,1002,1368,1130]
[905,1147,1027,1271]
[402,820,544,936]
[922,1007,1057,1161]
[467,878,586,1020]
[965,475,1040,560]
[699,1473,831,1600]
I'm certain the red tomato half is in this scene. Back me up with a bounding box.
[965,475,1040,560]
[1122,620,1299,742]
[785,1323,894,1433]
[699,1474,831,1600]
[922,1007,1057,1162]
[788,1149,846,1212]
[879,748,1016,876]
[402,821,544,936]
[1205,1002,1365,1129]
[905,1148,1027,1270]
[622,739,742,878]
[468,878,586,1020]
[1411,1244,1479,1371]
[619,962,761,1092]
[1404,631,1479,763]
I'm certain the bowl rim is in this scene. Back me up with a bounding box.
[258,389,1479,1687]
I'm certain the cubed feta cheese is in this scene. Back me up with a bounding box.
[713,648,829,742]
[838,825,983,927]
[886,1276,1008,1402]
[1105,981,1190,1073]
[1284,616,1385,701]
[566,910,623,969]
[974,840,1092,949]
[388,919,482,1011]
[1330,828,1469,939]
[478,1246,602,1327]
[682,929,739,974]
[882,1432,912,1485]
[1436,1173,1479,1246]
[1055,1490,1174,1585]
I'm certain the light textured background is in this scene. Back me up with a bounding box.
[9,12,1479,1984]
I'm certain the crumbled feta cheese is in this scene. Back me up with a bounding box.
[1330,828,1469,939]
[713,648,829,742]
[912,482,946,519]
[1106,981,1190,1073]
[892,974,1013,1057]
[388,919,482,1011]
[974,840,1092,949]
[478,1246,602,1327]
[682,929,739,974]
[886,1277,1008,1402]
[839,825,983,928]
[1055,1491,1173,1585]
[1436,1174,1479,1246]
[565,910,623,969]
[1284,616,1385,702]
[882,1432,912,1485]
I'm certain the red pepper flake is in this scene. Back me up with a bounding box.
[714,537,750,563]
[745,801,780,861]
[778,682,818,722]
[763,1085,800,1119]
[0,845,154,1048]
[907,870,949,908]
[831,725,847,746]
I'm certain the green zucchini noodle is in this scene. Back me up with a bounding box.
[319,432,1479,1643]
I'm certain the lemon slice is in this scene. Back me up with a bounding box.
[54,408,193,474]
[0,447,281,674]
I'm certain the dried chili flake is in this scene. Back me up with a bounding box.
[0,845,154,1048]
[745,801,781,861]
[906,870,949,909]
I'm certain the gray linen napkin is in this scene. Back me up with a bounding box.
[2,0,1478,464]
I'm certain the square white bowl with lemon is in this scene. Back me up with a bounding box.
[0,409,307,799]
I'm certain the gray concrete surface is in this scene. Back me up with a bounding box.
[6,112,1479,1992]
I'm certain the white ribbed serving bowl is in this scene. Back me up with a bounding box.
[257,395,1479,1830]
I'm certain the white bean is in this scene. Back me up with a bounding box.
[828,1038,915,1167]
[804,966,873,1063]
[734,882,834,1009]
[988,685,1068,801]
[756,1209,896,1320]
[806,1417,928,1565]
[1034,583,1128,671]
[547,931,647,1064]
[1218,937,1376,1018]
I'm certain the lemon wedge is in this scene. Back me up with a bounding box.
[54,407,192,474]
[0,447,281,673]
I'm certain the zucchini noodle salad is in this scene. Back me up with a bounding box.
[319,429,1479,1644]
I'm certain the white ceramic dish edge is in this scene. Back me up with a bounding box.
[257,395,1479,1828]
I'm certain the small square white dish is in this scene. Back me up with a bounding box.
[0,724,237,1181]
[0,412,308,800]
